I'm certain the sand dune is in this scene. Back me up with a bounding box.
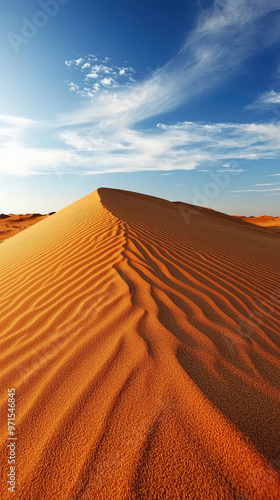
[0,213,51,243]
[0,188,280,499]
[236,216,280,235]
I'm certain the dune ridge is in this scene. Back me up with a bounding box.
[0,188,280,499]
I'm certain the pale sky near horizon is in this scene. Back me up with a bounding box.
[1,0,280,216]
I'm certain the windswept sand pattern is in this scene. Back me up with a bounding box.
[0,188,280,499]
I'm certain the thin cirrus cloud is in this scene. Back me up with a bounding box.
[1,0,280,176]
[59,121,280,175]
[231,187,280,192]
[251,182,280,186]
[247,90,280,110]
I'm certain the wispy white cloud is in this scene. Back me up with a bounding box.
[0,115,67,175]
[194,0,280,33]
[217,169,246,172]
[251,182,280,186]
[231,187,280,192]
[0,146,68,176]
[2,117,280,176]
[2,0,280,176]
[247,90,280,110]
[56,120,280,175]
[58,0,280,131]
[0,115,34,127]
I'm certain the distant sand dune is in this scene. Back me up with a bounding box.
[236,215,280,235]
[0,213,50,242]
[0,188,280,499]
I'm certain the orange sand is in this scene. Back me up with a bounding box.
[236,216,280,235]
[0,213,51,242]
[0,188,280,499]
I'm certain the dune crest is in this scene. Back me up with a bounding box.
[0,188,280,499]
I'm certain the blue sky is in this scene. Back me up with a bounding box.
[1,0,280,215]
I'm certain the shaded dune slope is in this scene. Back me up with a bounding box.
[0,188,280,499]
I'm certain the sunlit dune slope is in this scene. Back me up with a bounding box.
[236,215,280,235]
[0,188,280,499]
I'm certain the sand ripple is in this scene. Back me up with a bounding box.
[0,188,279,499]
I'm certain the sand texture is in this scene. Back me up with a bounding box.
[0,188,280,499]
